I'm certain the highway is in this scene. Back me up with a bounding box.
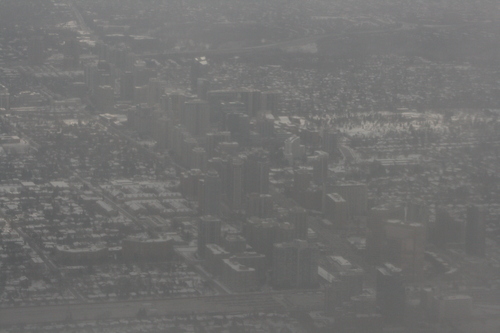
[0,290,324,327]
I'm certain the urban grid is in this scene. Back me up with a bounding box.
[0,0,499,332]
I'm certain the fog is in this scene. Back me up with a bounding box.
[0,1,499,332]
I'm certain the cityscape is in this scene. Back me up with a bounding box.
[0,0,499,332]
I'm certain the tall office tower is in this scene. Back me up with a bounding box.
[244,150,270,195]
[85,61,115,93]
[276,222,295,243]
[110,46,131,70]
[180,169,204,199]
[321,128,338,155]
[243,217,278,262]
[205,131,231,158]
[289,207,308,240]
[259,194,274,218]
[465,205,486,257]
[376,263,405,323]
[226,157,244,211]
[84,62,98,91]
[433,206,463,248]
[223,234,247,254]
[272,239,318,289]
[293,167,313,193]
[133,60,156,86]
[168,92,187,121]
[183,100,210,137]
[256,113,275,138]
[224,112,250,145]
[329,182,368,218]
[120,71,135,101]
[320,256,364,306]
[0,85,9,110]
[198,170,222,217]
[300,128,321,149]
[261,91,280,116]
[196,78,210,100]
[310,151,329,185]
[383,219,426,283]
[284,135,305,165]
[190,57,208,92]
[366,207,391,264]
[133,85,148,105]
[191,147,207,171]
[246,193,272,218]
[181,138,198,168]
[128,105,154,136]
[197,215,222,258]
[63,38,80,70]
[151,117,169,150]
[147,78,161,107]
[323,193,349,228]
[28,36,45,65]
[94,85,114,113]
[221,258,258,293]
[95,41,110,61]
[239,89,261,117]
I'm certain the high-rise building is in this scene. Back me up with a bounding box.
[205,131,231,158]
[323,193,349,228]
[168,92,186,121]
[366,207,391,264]
[284,135,305,165]
[246,193,274,218]
[63,38,80,70]
[183,100,210,137]
[204,243,230,275]
[180,169,204,199]
[196,78,210,100]
[329,182,368,217]
[276,222,296,243]
[272,239,318,289]
[376,263,405,323]
[190,57,208,92]
[433,206,462,248]
[28,36,45,65]
[244,151,270,195]
[224,112,250,144]
[310,150,329,185]
[226,157,244,211]
[133,60,156,86]
[127,105,154,136]
[289,207,308,240]
[383,219,425,283]
[465,205,486,257]
[190,147,207,171]
[243,217,278,262]
[261,91,280,116]
[94,85,114,113]
[223,234,247,254]
[239,89,262,117]
[231,252,267,284]
[320,256,365,307]
[293,167,313,193]
[0,85,9,110]
[120,71,134,101]
[197,215,222,258]
[321,128,338,155]
[147,78,165,107]
[198,170,222,216]
[221,258,258,292]
[256,113,275,138]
